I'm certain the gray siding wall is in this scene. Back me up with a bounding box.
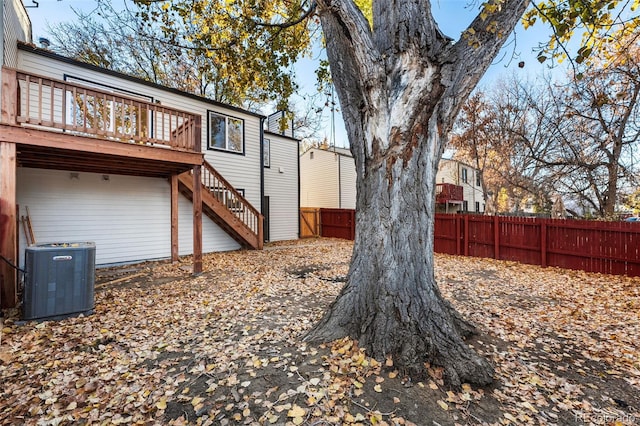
[263,134,299,241]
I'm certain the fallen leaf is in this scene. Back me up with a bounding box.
[287,405,306,418]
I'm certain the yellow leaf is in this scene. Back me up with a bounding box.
[287,405,306,418]
[191,397,204,407]
[385,357,393,367]
[429,381,439,390]
[388,370,398,379]
[156,397,167,410]
[437,400,448,410]
[374,384,382,392]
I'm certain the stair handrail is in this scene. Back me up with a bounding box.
[200,161,262,236]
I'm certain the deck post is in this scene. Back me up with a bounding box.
[192,165,203,274]
[1,68,18,125]
[0,142,17,308]
[171,174,179,262]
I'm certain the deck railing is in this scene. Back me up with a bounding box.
[1,67,200,152]
[436,183,464,203]
[201,161,262,238]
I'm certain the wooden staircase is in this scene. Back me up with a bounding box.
[177,161,263,250]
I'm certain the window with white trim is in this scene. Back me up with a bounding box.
[263,138,271,168]
[208,111,244,153]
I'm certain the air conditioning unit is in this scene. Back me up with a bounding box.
[23,242,96,321]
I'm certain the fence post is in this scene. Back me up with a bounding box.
[494,215,500,260]
[541,221,547,267]
[464,215,469,256]
[456,215,461,255]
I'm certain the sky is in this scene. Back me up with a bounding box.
[24,0,555,148]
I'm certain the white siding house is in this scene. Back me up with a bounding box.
[437,159,485,213]
[11,45,271,265]
[1,35,300,274]
[300,149,485,213]
[263,132,299,242]
[300,147,356,209]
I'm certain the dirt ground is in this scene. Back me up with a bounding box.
[0,238,638,425]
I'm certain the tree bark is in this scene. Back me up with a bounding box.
[306,0,529,387]
[304,122,494,386]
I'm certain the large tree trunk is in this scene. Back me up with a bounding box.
[305,114,493,387]
[307,0,529,387]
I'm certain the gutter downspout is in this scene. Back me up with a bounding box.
[259,118,265,242]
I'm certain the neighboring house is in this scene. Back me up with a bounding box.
[436,159,485,214]
[299,147,357,209]
[299,148,485,213]
[0,0,299,308]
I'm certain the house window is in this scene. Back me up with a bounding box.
[263,138,271,168]
[208,111,244,153]
[475,201,480,212]
[476,173,481,187]
[463,201,469,212]
[461,168,468,184]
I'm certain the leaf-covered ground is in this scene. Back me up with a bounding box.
[0,238,638,425]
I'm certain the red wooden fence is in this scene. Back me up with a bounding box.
[436,214,640,276]
[320,208,356,240]
[315,209,640,277]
